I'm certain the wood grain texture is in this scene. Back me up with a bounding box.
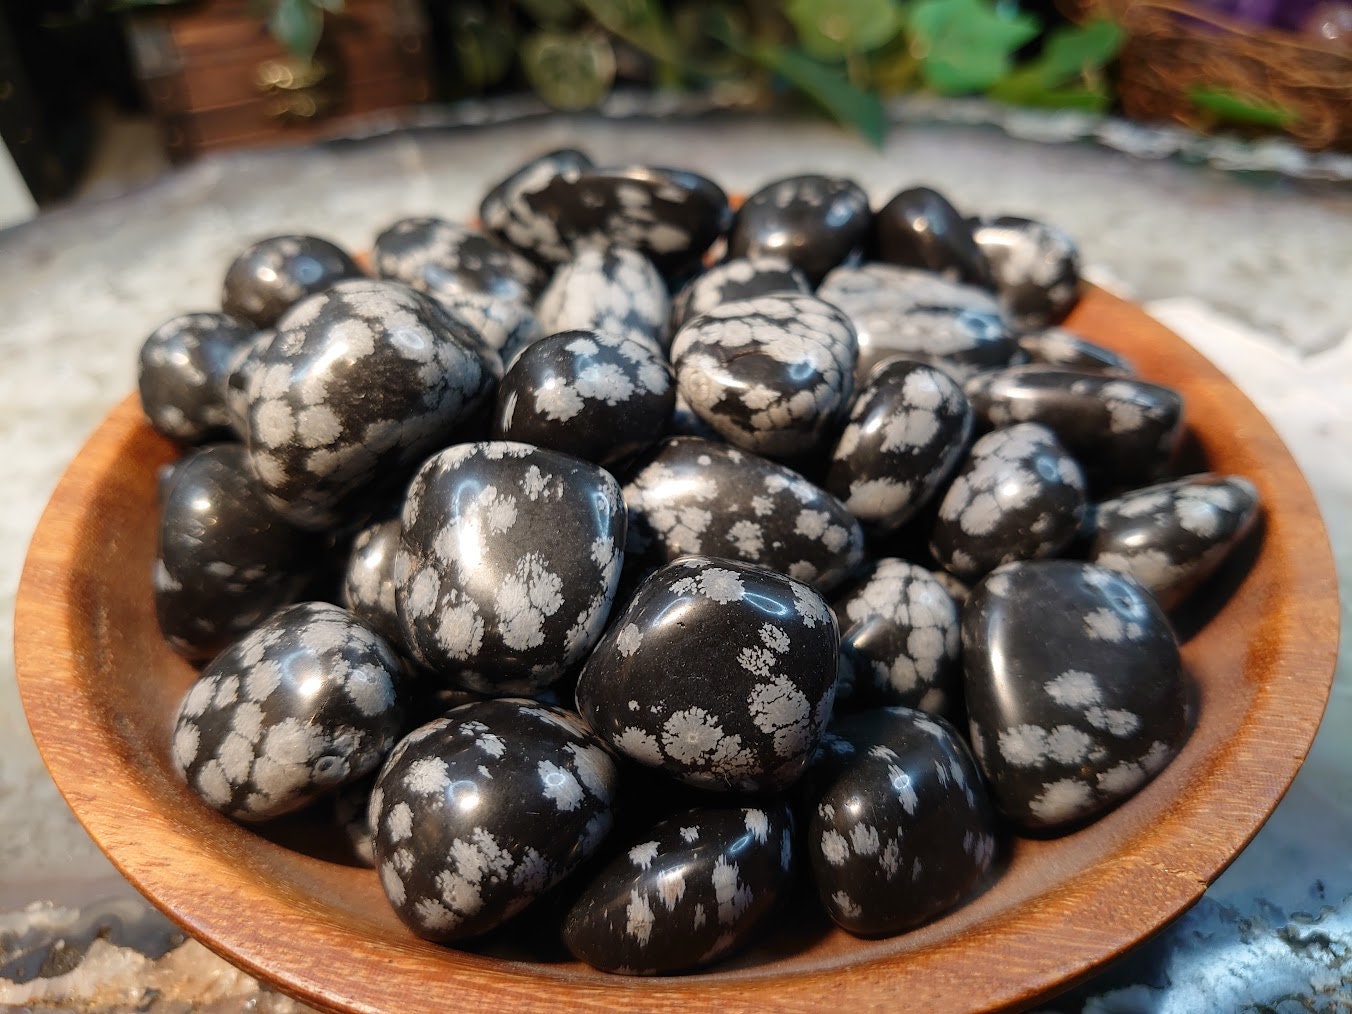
[14,285,1341,1012]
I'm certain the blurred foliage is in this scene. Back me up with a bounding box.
[93,0,1125,143]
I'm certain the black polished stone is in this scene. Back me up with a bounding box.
[964,366,1184,489]
[543,165,732,280]
[534,247,670,354]
[222,330,273,438]
[478,148,595,265]
[817,264,1015,383]
[241,279,495,529]
[670,292,857,460]
[341,518,403,647]
[726,174,872,285]
[826,359,973,532]
[1090,474,1261,609]
[972,216,1082,331]
[575,556,840,792]
[670,256,812,333]
[155,443,317,661]
[874,186,994,289]
[369,699,619,942]
[492,329,674,467]
[962,560,1186,832]
[170,602,407,821]
[1017,328,1134,376]
[930,423,1087,581]
[394,441,626,694]
[803,707,997,935]
[373,217,543,306]
[832,559,963,715]
[563,804,794,974]
[623,437,865,593]
[221,235,363,329]
[138,312,256,444]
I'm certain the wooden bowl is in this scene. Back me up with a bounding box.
[15,285,1340,1011]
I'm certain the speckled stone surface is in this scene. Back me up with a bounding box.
[1,109,1350,1007]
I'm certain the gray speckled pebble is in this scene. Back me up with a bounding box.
[138,312,256,443]
[342,518,403,647]
[576,556,840,792]
[373,216,542,305]
[669,256,811,333]
[478,148,595,266]
[972,216,1082,332]
[804,707,997,936]
[827,359,973,532]
[170,602,407,822]
[222,234,363,328]
[817,264,1015,383]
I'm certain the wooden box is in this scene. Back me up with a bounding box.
[127,0,430,161]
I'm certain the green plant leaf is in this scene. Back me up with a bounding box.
[1032,18,1122,84]
[785,0,906,61]
[989,75,1110,111]
[908,0,1040,95]
[268,0,324,60]
[746,42,887,146]
[1189,87,1298,127]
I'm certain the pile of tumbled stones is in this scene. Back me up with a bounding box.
[141,150,1262,975]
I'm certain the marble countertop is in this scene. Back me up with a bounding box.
[1,109,1349,1010]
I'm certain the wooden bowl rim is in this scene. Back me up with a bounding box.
[14,284,1341,1012]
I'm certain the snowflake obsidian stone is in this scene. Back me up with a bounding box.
[575,557,840,792]
[563,805,794,974]
[341,518,403,647]
[222,234,362,328]
[170,602,408,822]
[962,560,1186,832]
[242,279,495,529]
[817,263,1014,385]
[930,423,1087,581]
[492,329,674,467]
[726,174,872,285]
[874,186,994,289]
[622,436,864,593]
[670,292,857,460]
[965,366,1184,490]
[156,443,315,661]
[803,707,998,935]
[534,247,670,354]
[478,148,595,266]
[832,559,963,715]
[972,216,1082,331]
[394,441,626,694]
[826,359,974,532]
[369,699,619,942]
[138,312,256,443]
[670,256,812,332]
[373,217,543,306]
